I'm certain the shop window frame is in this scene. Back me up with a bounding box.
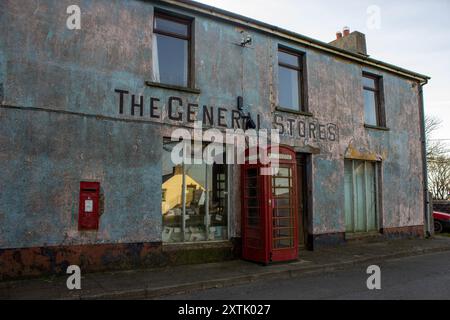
[161,139,230,244]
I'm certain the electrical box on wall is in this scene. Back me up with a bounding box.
[78,182,100,231]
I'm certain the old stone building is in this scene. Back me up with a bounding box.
[0,0,430,278]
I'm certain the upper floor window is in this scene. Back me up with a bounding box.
[363,72,385,127]
[278,48,305,112]
[153,12,192,87]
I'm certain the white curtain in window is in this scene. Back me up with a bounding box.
[354,161,366,232]
[344,160,378,233]
[152,34,160,82]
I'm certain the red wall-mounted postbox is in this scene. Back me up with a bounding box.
[78,181,100,231]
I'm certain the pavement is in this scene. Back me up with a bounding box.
[2,236,450,300]
[166,250,450,300]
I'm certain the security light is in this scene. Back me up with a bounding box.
[240,32,252,47]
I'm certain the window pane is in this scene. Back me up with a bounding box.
[273,187,290,197]
[273,218,290,228]
[155,34,188,87]
[211,164,228,240]
[273,177,290,188]
[273,228,292,238]
[274,208,290,218]
[364,89,377,126]
[274,198,290,207]
[273,238,293,249]
[276,167,292,178]
[278,65,300,110]
[278,50,299,67]
[184,163,208,242]
[155,16,188,37]
[363,76,376,89]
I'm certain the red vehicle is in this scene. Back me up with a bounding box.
[433,211,450,233]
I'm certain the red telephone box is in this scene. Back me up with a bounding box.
[78,182,100,231]
[241,146,298,264]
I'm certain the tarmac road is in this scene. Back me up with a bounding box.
[162,251,450,300]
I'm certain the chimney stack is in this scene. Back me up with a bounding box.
[329,26,368,56]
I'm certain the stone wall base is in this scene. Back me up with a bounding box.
[380,225,425,239]
[0,227,425,280]
[311,225,425,249]
[310,233,346,249]
[0,241,235,281]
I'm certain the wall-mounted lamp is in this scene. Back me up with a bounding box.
[237,96,256,130]
[237,96,244,111]
[240,31,252,47]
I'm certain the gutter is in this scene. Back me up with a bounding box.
[158,0,430,84]
[419,79,431,237]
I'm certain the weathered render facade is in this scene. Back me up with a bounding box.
[0,0,430,278]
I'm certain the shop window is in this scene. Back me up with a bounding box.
[344,160,379,233]
[277,47,306,112]
[363,72,385,127]
[153,11,192,87]
[162,140,228,243]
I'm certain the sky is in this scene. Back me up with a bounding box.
[196,0,450,142]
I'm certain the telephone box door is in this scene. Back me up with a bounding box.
[241,165,269,264]
[270,157,299,262]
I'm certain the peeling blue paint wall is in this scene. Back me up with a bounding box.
[0,0,425,250]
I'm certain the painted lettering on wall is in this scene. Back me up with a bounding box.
[115,89,339,142]
[273,113,338,142]
[115,89,260,130]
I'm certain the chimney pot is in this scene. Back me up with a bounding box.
[336,31,343,39]
[343,26,350,37]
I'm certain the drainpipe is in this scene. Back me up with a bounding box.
[418,79,431,237]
